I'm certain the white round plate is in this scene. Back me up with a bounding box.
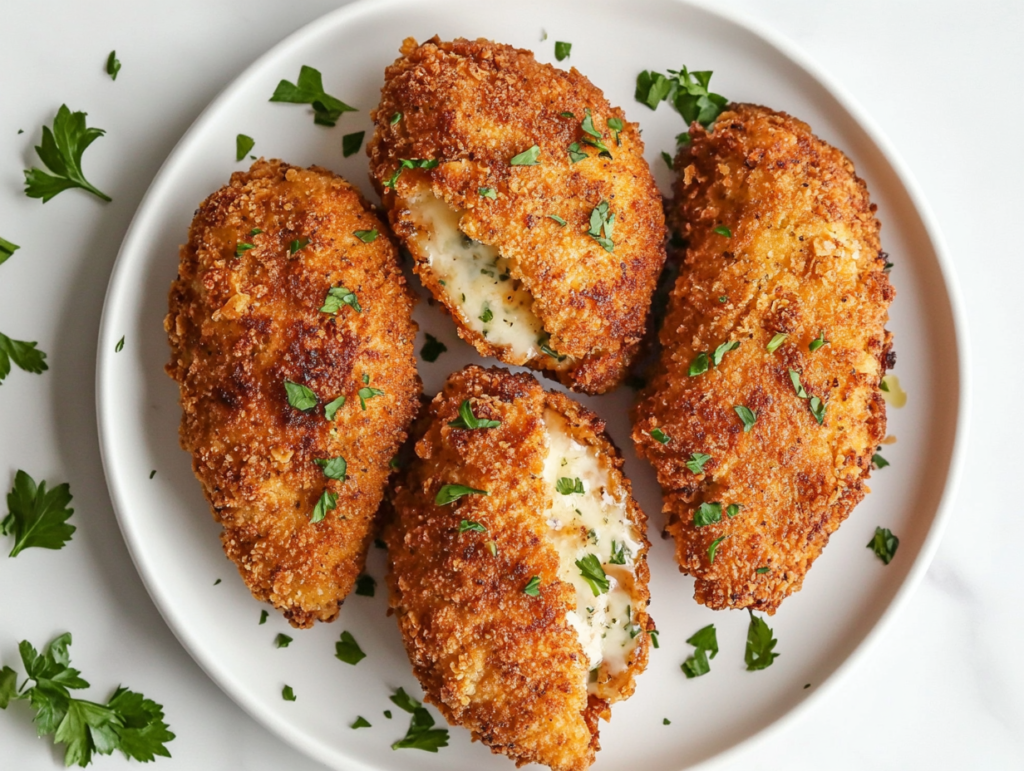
[96,0,968,769]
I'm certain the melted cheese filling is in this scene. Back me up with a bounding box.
[541,410,644,692]
[408,192,546,361]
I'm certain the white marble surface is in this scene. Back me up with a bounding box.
[0,0,1019,769]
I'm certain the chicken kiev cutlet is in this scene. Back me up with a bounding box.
[386,365,653,771]
[166,159,421,628]
[633,104,894,614]
[368,37,666,395]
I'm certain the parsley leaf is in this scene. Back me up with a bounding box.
[607,117,623,145]
[115,336,125,353]
[609,540,629,565]
[314,456,347,481]
[766,332,788,353]
[234,242,254,258]
[310,489,337,523]
[681,624,718,679]
[809,331,828,352]
[479,302,493,323]
[351,716,371,729]
[24,105,111,202]
[539,335,566,361]
[686,452,711,474]
[523,576,541,596]
[106,51,121,81]
[289,238,309,255]
[708,535,730,564]
[0,237,19,267]
[390,688,449,752]
[354,229,378,243]
[745,611,780,671]
[635,70,674,110]
[688,352,709,376]
[712,340,740,367]
[320,285,362,315]
[358,386,384,410]
[421,333,447,362]
[382,158,439,188]
[726,503,741,518]
[556,477,584,495]
[733,405,756,432]
[355,574,376,597]
[575,554,609,596]
[510,145,541,166]
[478,187,497,200]
[662,151,674,169]
[435,484,488,506]
[587,200,615,252]
[236,134,255,162]
[2,470,75,557]
[756,566,770,574]
[547,214,566,226]
[259,610,269,625]
[282,685,296,701]
[635,66,727,128]
[650,428,671,445]
[867,526,899,564]
[274,634,292,649]
[648,629,660,648]
[390,112,402,125]
[809,396,826,425]
[448,400,501,430]
[334,631,365,665]
[0,632,174,765]
[284,380,318,412]
[459,519,486,533]
[554,41,572,61]
[567,142,588,163]
[872,453,890,469]
[324,395,346,421]
[269,65,356,126]
[788,369,809,399]
[342,131,364,157]
[713,226,732,237]
[693,502,722,528]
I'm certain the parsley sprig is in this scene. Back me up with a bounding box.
[0,331,48,385]
[745,611,780,671]
[269,65,356,126]
[0,632,174,766]
[389,688,449,752]
[635,66,727,129]
[448,400,501,430]
[2,470,74,557]
[576,553,609,596]
[0,237,19,267]
[681,624,718,678]
[588,201,615,252]
[24,105,111,203]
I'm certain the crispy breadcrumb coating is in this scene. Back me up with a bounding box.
[368,37,666,394]
[166,159,421,628]
[633,105,894,614]
[386,366,652,771]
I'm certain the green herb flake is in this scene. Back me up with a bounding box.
[358,386,384,410]
[607,117,623,145]
[289,238,310,255]
[479,302,494,324]
[259,610,269,624]
[351,716,371,729]
[756,566,770,574]
[587,200,615,252]
[733,405,757,432]
[390,112,402,125]
[510,145,541,166]
[867,526,899,564]
[324,395,346,421]
[873,453,890,469]
[335,631,366,665]
[556,477,584,495]
[354,229,378,243]
[662,151,674,169]
[808,331,828,352]
[106,50,121,81]
[384,709,393,719]
[523,576,542,596]
[648,629,660,648]
[0,237,19,267]
[766,332,788,353]
[693,501,722,528]
[342,131,365,157]
[115,336,125,353]
[677,132,692,146]
[635,70,674,110]
[320,285,362,315]
[213,578,221,585]
[235,242,255,258]
[685,452,711,474]
[459,519,486,534]
[712,339,740,367]
[274,633,293,649]
[539,336,566,362]
[788,369,809,399]
[435,484,488,506]
[708,535,730,564]
[681,623,718,679]
[314,456,347,481]
[236,134,255,162]
[745,611,780,671]
[713,226,732,237]
[24,105,112,202]
[576,554,610,596]
[568,142,588,164]
[809,396,826,425]
[478,187,497,199]
[688,352,709,377]
[0,332,49,385]
[554,41,572,61]
[636,66,727,129]
[547,214,567,226]
[282,685,296,701]
[726,503,741,518]
[663,718,671,725]
[284,380,318,412]
[269,65,357,127]
[355,574,376,597]
[389,688,450,752]
[148,470,156,479]
[310,489,338,524]
[650,428,671,445]
[448,400,501,430]
[609,540,629,565]
[421,333,447,362]
[1,470,75,557]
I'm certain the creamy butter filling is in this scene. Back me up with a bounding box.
[407,192,547,362]
[541,409,644,693]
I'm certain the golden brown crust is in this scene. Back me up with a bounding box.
[368,37,666,394]
[385,365,651,771]
[632,105,894,614]
[166,159,421,628]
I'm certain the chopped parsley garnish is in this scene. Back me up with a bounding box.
[756,566,770,574]
[448,400,501,430]
[289,238,309,255]
[274,633,293,649]
[766,332,788,353]
[726,503,741,518]
[0,333,51,384]
[459,519,486,534]
[809,396,826,424]
[580,109,612,157]
[236,134,255,162]
[745,611,780,671]
[688,352,709,376]
[510,145,541,166]
[713,226,732,237]
[342,131,365,157]
[390,688,450,752]
[609,540,628,565]
[650,428,671,445]
[354,229,378,243]
[539,336,566,361]
[556,477,584,495]
[588,200,615,252]
[478,187,497,199]
[383,158,439,188]
[693,501,722,527]
[663,718,671,725]
[662,151,674,169]
[314,456,347,481]
[733,405,757,432]
[383,709,392,718]
[712,340,740,367]
[708,535,730,564]
[867,526,899,564]
[568,142,588,163]
[24,105,111,202]
[635,70,675,109]
[355,574,376,597]
[235,242,254,258]
[269,65,356,126]
[872,453,890,469]
[634,66,727,129]
[213,579,221,585]
[284,380,318,412]
[351,716,371,729]
[435,484,488,506]
[547,214,567,226]
[2,470,74,557]
[576,554,610,596]
[879,379,890,392]
[358,386,384,410]
[334,631,366,665]
[788,369,809,398]
[320,285,362,314]
[0,237,19,267]
[479,302,493,323]
[677,131,692,146]
[420,333,447,362]
[554,41,572,61]
[115,336,125,353]
[390,112,402,125]
[259,610,269,624]
[686,452,711,474]
[808,331,828,351]
[0,632,174,765]
[250,227,263,236]
[607,117,623,145]
[681,624,718,679]
[310,489,337,524]
[106,50,121,81]
[523,576,541,596]
[324,395,345,421]
[282,685,296,701]
[648,629,660,648]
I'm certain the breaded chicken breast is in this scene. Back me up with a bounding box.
[166,159,421,628]
[386,366,652,771]
[368,37,666,394]
[632,105,894,614]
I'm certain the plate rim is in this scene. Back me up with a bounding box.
[94,0,972,768]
